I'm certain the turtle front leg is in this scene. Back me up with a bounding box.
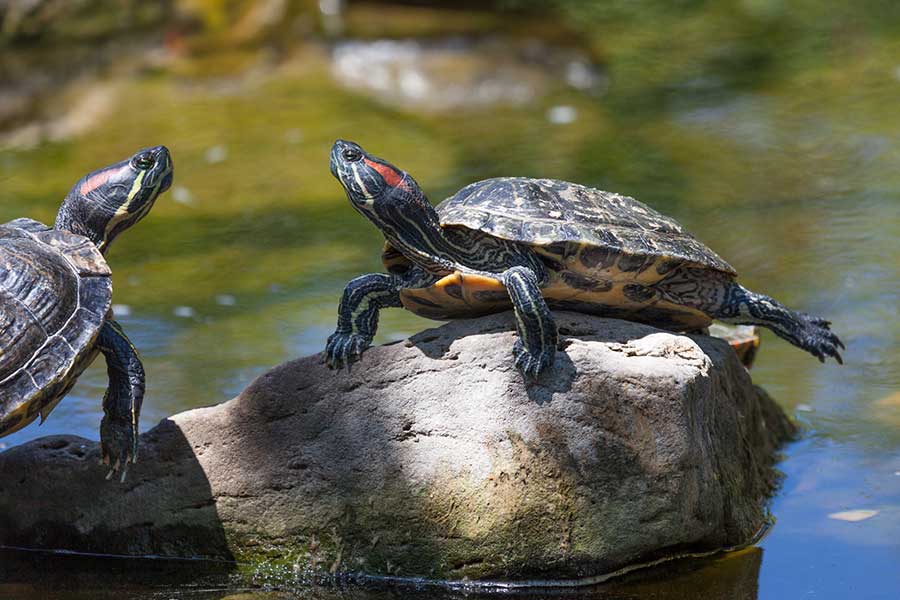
[97,320,144,482]
[326,267,436,370]
[499,265,558,379]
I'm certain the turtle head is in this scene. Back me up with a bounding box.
[330,140,459,268]
[330,139,424,215]
[55,146,173,254]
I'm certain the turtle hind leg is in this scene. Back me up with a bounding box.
[710,284,844,364]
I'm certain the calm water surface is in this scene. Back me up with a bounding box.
[0,4,898,598]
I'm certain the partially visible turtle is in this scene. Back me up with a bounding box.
[324,140,843,378]
[0,146,173,479]
[709,324,760,368]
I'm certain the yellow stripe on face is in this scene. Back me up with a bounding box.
[351,163,374,206]
[98,170,147,252]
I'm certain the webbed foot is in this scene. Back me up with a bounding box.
[325,331,372,370]
[788,312,845,364]
[100,413,137,482]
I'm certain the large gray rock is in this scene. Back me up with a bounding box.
[0,312,794,584]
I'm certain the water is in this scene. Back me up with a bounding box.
[1,2,898,598]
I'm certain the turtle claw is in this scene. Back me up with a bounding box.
[103,465,128,483]
[325,331,372,370]
[789,313,845,365]
[100,415,137,482]
[512,340,555,380]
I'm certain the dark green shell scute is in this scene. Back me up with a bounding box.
[578,246,618,270]
[0,287,47,382]
[27,336,76,390]
[78,277,111,318]
[1,370,40,407]
[0,236,79,335]
[655,258,684,275]
[623,284,657,303]
[4,217,48,234]
[560,271,613,292]
[437,177,736,275]
[0,219,112,431]
[616,253,653,273]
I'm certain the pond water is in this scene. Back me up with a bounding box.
[1,3,898,599]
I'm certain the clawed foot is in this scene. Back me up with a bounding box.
[325,331,372,370]
[100,415,137,482]
[513,340,556,380]
[793,312,845,364]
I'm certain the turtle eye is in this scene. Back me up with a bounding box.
[342,147,362,162]
[132,153,155,170]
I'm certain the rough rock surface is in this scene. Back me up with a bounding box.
[0,312,794,583]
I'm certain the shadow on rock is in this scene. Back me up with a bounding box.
[0,312,793,589]
[0,420,233,560]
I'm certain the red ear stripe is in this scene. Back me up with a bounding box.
[80,168,116,196]
[365,159,405,188]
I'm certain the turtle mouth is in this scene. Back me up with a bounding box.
[329,154,340,179]
[330,139,366,180]
[159,171,173,194]
[131,145,174,194]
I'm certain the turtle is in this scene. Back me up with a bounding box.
[324,139,843,378]
[0,146,173,480]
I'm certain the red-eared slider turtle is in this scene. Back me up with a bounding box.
[325,140,843,377]
[0,146,173,479]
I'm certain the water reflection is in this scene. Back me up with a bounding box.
[0,545,763,599]
[330,37,604,110]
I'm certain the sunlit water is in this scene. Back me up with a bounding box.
[1,5,898,599]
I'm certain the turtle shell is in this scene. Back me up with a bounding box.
[0,218,112,438]
[436,177,735,274]
[389,178,737,330]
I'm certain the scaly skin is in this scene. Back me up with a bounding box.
[656,267,844,363]
[326,139,843,377]
[502,266,558,378]
[326,268,436,370]
[97,320,145,481]
[327,140,560,378]
[56,146,172,480]
[713,286,844,363]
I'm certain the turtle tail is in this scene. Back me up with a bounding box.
[711,284,844,364]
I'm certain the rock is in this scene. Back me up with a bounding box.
[0,312,795,585]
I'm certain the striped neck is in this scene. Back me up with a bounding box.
[54,189,120,255]
[54,198,99,247]
[370,187,476,273]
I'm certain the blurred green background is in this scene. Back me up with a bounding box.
[1,1,898,598]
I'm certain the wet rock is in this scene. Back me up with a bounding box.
[0,312,794,584]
